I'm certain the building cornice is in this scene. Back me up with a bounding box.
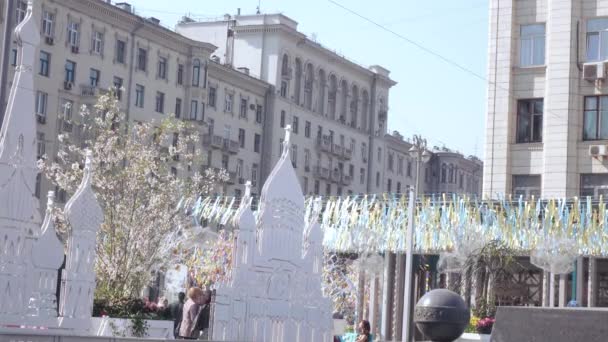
[208,62,271,97]
[59,0,217,55]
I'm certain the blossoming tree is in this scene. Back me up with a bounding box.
[41,92,227,298]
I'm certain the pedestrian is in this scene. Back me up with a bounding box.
[356,320,372,342]
[169,292,186,337]
[195,289,212,339]
[178,287,203,339]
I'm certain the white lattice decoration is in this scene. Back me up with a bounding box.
[212,126,333,341]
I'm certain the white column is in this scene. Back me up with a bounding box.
[576,257,584,303]
[381,253,395,340]
[542,271,550,307]
[558,274,567,307]
[393,254,405,340]
[588,257,597,307]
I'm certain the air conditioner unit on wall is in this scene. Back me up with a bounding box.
[583,62,605,81]
[589,144,608,158]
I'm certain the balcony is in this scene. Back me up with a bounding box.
[80,84,98,97]
[332,144,344,157]
[202,134,224,149]
[330,169,341,183]
[226,171,237,184]
[343,148,353,160]
[314,166,330,180]
[316,136,332,153]
[341,174,352,186]
[222,138,239,154]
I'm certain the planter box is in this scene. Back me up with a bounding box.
[91,316,174,339]
[457,333,491,342]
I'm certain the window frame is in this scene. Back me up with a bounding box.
[116,39,126,64]
[42,11,54,37]
[137,48,147,72]
[254,133,261,153]
[583,95,608,141]
[192,59,201,87]
[92,31,103,55]
[89,68,100,87]
[208,86,217,108]
[39,51,50,77]
[516,98,543,143]
[519,23,546,67]
[65,60,76,82]
[155,91,165,113]
[135,84,145,108]
[35,91,48,116]
[67,21,79,47]
[158,57,167,79]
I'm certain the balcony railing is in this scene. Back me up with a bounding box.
[314,166,330,180]
[332,144,344,157]
[203,134,224,149]
[80,84,99,97]
[223,139,239,154]
[341,174,352,186]
[330,169,341,183]
[343,148,353,160]
[316,136,332,153]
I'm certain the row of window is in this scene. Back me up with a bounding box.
[515,96,608,143]
[208,86,264,124]
[303,178,355,196]
[19,5,205,87]
[387,152,413,177]
[512,174,608,198]
[519,19,608,67]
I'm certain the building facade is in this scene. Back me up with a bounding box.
[176,13,396,197]
[484,0,608,199]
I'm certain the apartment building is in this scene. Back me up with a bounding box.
[176,13,396,196]
[383,131,483,196]
[484,0,608,198]
[0,0,273,206]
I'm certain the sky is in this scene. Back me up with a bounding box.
[126,0,490,158]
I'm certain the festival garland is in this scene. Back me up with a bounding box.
[182,194,608,256]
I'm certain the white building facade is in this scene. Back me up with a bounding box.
[484,0,608,199]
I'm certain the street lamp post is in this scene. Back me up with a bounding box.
[402,135,431,342]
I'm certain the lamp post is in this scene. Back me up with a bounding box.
[402,134,431,342]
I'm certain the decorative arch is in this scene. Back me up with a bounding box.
[328,74,338,119]
[350,84,359,128]
[304,63,314,110]
[317,68,326,114]
[361,89,369,132]
[339,79,348,123]
[294,58,303,105]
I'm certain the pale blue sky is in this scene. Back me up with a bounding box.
[126,0,489,158]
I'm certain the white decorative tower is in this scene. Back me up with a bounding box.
[27,191,64,321]
[212,126,333,342]
[59,151,103,330]
[0,0,42,323]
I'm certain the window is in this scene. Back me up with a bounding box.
[39,51,50,77]
[35,174,41,199]
[459,174,464,189]
[36,91,47,118]
[397,156,404,175]
[158,57,167,79]
[292,116,299,134]
[236,159,244,178]
[304,149,311,169]
[135,84,145,108]
[279,138,284,155]
[10,49,17,66]
[65,60,76,82]
[254,134,261,153]
[92,31,103,55]
[221,154,229,170]
[349,164,354,178]
[256,105,263,123]
[177,64,184,85]
[377,147,382,162]
[116,39,126,64]
[42,11,54,37]
[240,98,248,118]
[280,80,288,98]
[388,153,394,171]
[512,175,541,199]
[516,99,543,143]
[192,59,201,86]
[407,160,412,177]
[67,21,79,47]
[156,92,165,113]
[238,129,246,148]
[304,121,311,138]
[252,163,259,187]
[37,132,45,159]
[208,87,217,107]
[90,68,100,87]
[583,96,608,140]
[581,174,608,198]
[280,111,286,128]
[376,172,380,187]
[326,183,331,195]
[62,99,73,132]
[175,98,182,118]
[360,168,365,184]
[137,48,147,71]
[587,19,608,61]
[361,143,367,162]
[190,100,198,120]
[314,180,320,194]
[291,145,298,167]
[387,179,392,192]
[397,182,402,193]
[441,164,447,183]
[16,1,26,23]
[520,24,545,66]
[113,76,123,100]
[224,93,234,113]
[303,177,309,194]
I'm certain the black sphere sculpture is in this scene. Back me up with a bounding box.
[413,289,470,342]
